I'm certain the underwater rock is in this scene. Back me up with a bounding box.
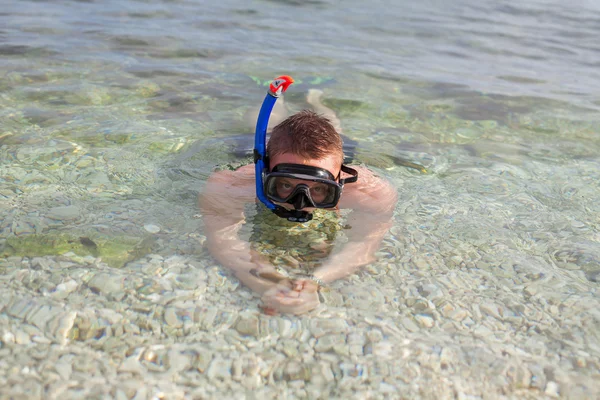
[46,206,80,221]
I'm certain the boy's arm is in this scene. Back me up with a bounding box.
[199,166,280,294]
[200,166,321,314]
[311,168,397,284]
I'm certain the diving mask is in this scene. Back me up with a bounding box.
[264,163,358,209]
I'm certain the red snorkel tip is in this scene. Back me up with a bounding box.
[269,75,294,97]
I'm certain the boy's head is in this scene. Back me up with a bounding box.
[267,110,344,168]
[261,110,358,217]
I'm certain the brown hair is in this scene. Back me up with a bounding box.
[267,110,343,165]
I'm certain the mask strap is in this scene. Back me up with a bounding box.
[339,164,358,185]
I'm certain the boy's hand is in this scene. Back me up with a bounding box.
[261,282,320,315]
[291,278,319,294]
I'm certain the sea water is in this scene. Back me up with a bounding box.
[0,0,599,398]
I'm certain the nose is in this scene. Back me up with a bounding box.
[287,185,316,210]
[292,194,308,210]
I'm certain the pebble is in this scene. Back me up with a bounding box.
[206,358,232,380]
[194,350,213,373]
[87,273,125,299]
[2,331,16,344]
[281,340,299,358]
[46,205,80,220]
[283,360,310,381]
[472,325,494,338]
[14,330,31,345]
[168,349,192,374]
[401,317,420,333]
[164,308,181,328]
[120,357,145,375]
[53,280,79,298]
[480,302,503,319]
[450,309,468,321]
[545,381,560,397]
[366,329,383,343]
[372,341,394,359]
[419,284,443,300]
[235,316,259,337]
[314,334,346,353]
[277,319,293,338]
[309,319,349,338]
[143,224,161,234]
[415,314,435,328]
[55,358,73,381]
[379,382,398,394]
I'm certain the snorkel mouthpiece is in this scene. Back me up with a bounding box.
[255,75,314,222]
[274,208,312,223]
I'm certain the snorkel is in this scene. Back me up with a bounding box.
[254,75,313,222]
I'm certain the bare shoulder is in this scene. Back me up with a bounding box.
[205,164,254,189]
[200,164,255,212]
[345,166,393,193]
[339,166,397,213]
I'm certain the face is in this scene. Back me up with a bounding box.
[269,153,342,211]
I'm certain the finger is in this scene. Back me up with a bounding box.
[272,285,300,298]
[292,280,318,293]
[285,290,300,299]
[275,295,303,305]
[250,269,289,284]
[263,296,320,315]
[278,297,303,311]
[271,295,305,307]
[260,305,279,316]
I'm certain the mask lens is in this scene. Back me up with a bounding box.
[309,183,336,204]
[273,178,296,199]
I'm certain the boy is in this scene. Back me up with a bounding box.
[200,87,397,315]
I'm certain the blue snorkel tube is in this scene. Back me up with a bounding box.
[254,76,312,223]
[253,76,292,210]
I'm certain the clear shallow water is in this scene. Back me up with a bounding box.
[1,0,599,398]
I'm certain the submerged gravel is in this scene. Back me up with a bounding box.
[0,249,598,399]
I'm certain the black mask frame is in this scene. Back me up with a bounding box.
[263,163,358,221]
